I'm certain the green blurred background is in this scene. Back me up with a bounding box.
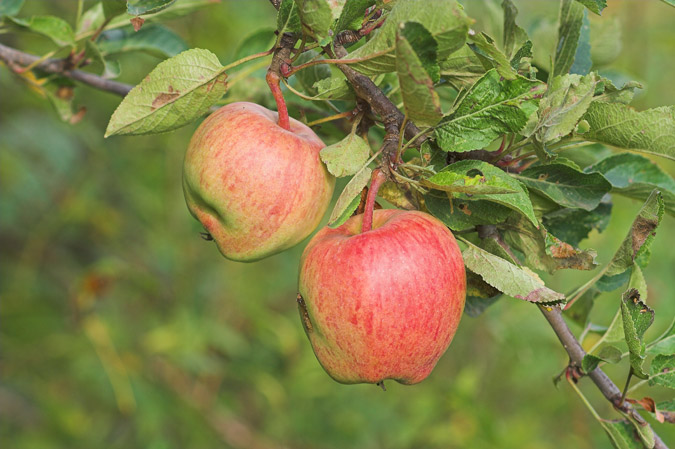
[1,1,674,448]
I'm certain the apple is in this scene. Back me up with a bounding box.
[183,102,335,261]
[298,209,466,385]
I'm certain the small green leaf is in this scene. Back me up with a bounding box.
[552,0,585,78]
[9,15,75,47]
[396,23,442,127]
[434,69,545,153]
[434,160,538,226]
[593,77,642,104]
[515,163,612,211]
[468,31,518,80]
[649,355,675,389]
[530,73,597,155]
[127,0,176,16]
[310,75,354,100]
[461,239,565,304]
[605,190,664,277]
[465,271,502,317]
[583,103,675,161]
[76,2,104,35]
[582,345,622,373]
[502,0,528,60]
[328,167,371,225]
[296,0,334,42]
[590,15,622,67]
[98,25,188,58]
[602,420,648,449]
[574,0,606,14]
[0,0,24,18]
[85,40,121,79]
[621,288,655,379]
[320,133,370,178]
[105,48,227,137]
[347,0,471,75]
[659,0,675,7]
[587,153,675,217]
[422,171,517,195]
[335,0,374,33]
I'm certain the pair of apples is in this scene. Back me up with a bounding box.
[183,102,466,385]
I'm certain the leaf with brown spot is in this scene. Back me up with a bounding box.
[106,48,227,136]
[604,190,664,277]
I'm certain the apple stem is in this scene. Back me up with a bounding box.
[361,168,386,234]
[266,71,291,131]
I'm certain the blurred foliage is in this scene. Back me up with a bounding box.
[1,1,674,448]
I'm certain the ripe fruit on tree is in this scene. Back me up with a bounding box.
[183,102,335,262]
[298,208,466,385]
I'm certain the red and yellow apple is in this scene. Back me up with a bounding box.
[183,102,335,261]
[298,209,466,385]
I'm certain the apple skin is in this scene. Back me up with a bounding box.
[183,102,335,262]
[298,209,466,385]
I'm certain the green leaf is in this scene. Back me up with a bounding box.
[296,0,334,42]
[581,345,622,373]
[552,0,585,78]
[422,171,517,195]
[531,71,597,151]
[621,288,655,379]
[102,0,127,19]
[514,163,612,211]
[583,103,675,161]
[660,0,675,6]
[467,31,518,80]
[602,420,649,449]
[590,15,622,67]
[98,24,188,58]
[649,355,675,389]
[461,239,565,304]
[335,0,374,33]
[587,153,675,217]
[502,0,528,60]
[605,190,664,277]
[565,286,600,327]
[569,10,591,75]
[328,167,371,226]
[575,0,606,14]
[105,49,227,137]
[502,214,597,273]
[647,318,675,356]
[309,75,354,100]
[542,200,611,246]
[0,0,24,18]
[320,133,370,178]
[277,0,302,34]
[594,77,641,105]
[76,2,104,35]
[127,0,176,16]
[439,44,486,90]
[347,0,471,75]
[434,160,538,226]
[9,15,75,47]
[434,69,545,153]
[425,194,512,231]
[43,80,86,125]
[396,23,442,127]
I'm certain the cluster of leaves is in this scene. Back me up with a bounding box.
[3,0,674,447]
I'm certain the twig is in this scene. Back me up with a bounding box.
[539,306,668,449]
[0,42,132,96]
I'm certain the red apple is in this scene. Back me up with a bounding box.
[183,102,335,261]
[298,209,466,385]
